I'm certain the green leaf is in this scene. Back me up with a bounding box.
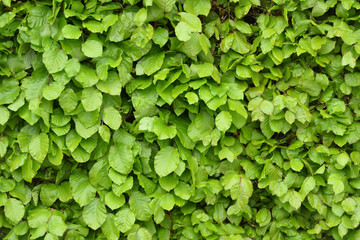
[215,111,232,132]
[62,25,82,39]
[336,152,350,168]
[289,190,302,209]
[101,214,120,240]
[154,146,180,177]
[65,58,81,77]
[59,88,78,113]
[312,1,327,17]
[184,0,211,16]
[285,111,295,124]
[0,106,10,125]
[105,192,125,210]
[342,51,356,68]
[0,12,15,28]
[70,170,96,207]
[185,92,199,104]
[40,184,58,206]
[159,193,175,210]
[81,87,103,112]
[4,198,25,224]
[192,62,214,78]
[103,107,122,130]
[345,72,360,87]
[256,208,271,226]
[114,208,135,233]
[108,144,134,175]
[299,176,316,198]
[228,99,248,119]
[48,214,67,236]
[75,65,100,88]
[153,27,169,47]
[99,125,111,142]
[259,100,274,115]
[128,227,152,240]
[27,207,51,228]
[153,0,176,12]
[43,48,68,74]
[328,173,345,194]
[175,13,202,41]
[135,8,147,26]
[29,133,49,163]
[129,191,152,221]
[290,158,304,172]
[137,51,165,76]
[82,40,103,58]
[174,182,192,200]
[83,198,107,230]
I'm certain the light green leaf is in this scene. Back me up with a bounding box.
[43,49,68,74]
[259,100,274,115]
[328,173,345,194]
[0,12,15,28]
[175,13,202,41]
[192,62,214,78]
[285,111,295,124]
[105,192,125,210]
[137,51,165,76]
[29,133,49,163]
[256,208,271,226]
[70,170,96,207]
[159,193,175,211]
[184,0,211,16]
[4,198,25,224]
[40,184,58,206]
[83,198,107,230]
[215,111,232,132]
[103,107,122,130]
[129,191,152,221]
[43,81,64,101]
[185,92,199,105]
[0,106,10,125]
[174,182,192,200]
[81,87,103,112]
[135,8,147,26]
[290,158,304,172]
[82,40,103,58]
[342,51,356,68]
[299,176,316,198]
[101,214,120,240]
[345,72,360,87]
[65,58,81,77]
[99,125,111,143]
[62,25,82,39]
[153,0,176,12]
[27,207,51,228]
[48,214,67,236]
[114,208,135,233]
[108,144,134,175]
[289,190,302,209]
[228,99,248,119]
[336,152,350,168]
[59,88,78,113]
[153,27,169,47]
[154,146,180,177]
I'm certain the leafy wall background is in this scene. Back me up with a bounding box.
[0,0,360,239]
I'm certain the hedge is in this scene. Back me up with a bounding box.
[1,0,360,239]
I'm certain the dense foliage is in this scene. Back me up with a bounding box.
[1,0,360,239]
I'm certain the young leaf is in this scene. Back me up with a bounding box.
[154,146,180,177]
[83,198,107,230]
